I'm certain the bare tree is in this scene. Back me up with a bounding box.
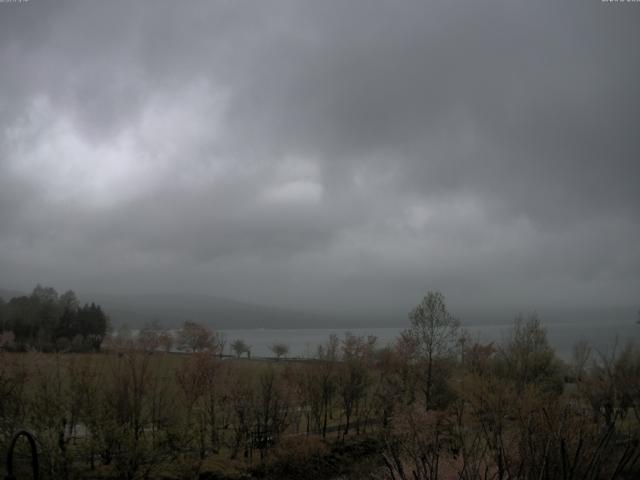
[94,351,172,479]
[497,313,561,393]
[382,405,449,480]
[137,320,162,352]
[253,367,292,459]
[158,329,174,353]
[177,320,215,353]
[231,338,249,358]
[571,339,592,382]
[215,331,227,358]
[402,291,459,410]
[229,366,253,459]
[313,334,339,437]
[175,351,222,468]
[269,342,289,360]
[337,333,376,436]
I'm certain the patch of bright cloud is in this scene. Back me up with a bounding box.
[2,81,229,208]
[264,179,323,204]
[262,156,323,204]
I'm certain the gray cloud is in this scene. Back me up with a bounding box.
[0,0,639,318]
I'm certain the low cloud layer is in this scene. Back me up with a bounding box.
[1,0,639,318]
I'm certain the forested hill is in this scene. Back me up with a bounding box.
[88,293,338,329]
[2,288,396,330]
[3,288,636,331]
[0,288,24,300]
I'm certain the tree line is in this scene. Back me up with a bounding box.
[0,290,639,479]
[0,285,109,352]
[107,319,290,360]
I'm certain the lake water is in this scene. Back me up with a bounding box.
[219,321,640,360]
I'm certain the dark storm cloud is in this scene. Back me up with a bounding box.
[0,0,639,315]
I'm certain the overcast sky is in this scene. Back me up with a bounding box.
[0,0,639,318]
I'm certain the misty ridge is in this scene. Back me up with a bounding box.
[2,286,637,333]
[1,284,637,353]
[1,0,640,479]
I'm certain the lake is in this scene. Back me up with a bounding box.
[219,321,640,360]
